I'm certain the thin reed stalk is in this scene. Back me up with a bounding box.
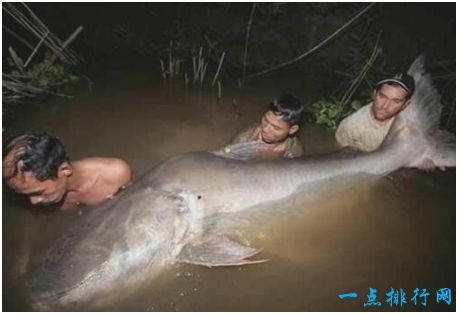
[8,46,24,70]
[200,63,208,85]
[339,31,382,112]
[192,56,197,81]
[212,51,226,87]
[217,81,221,100]
[241,3,257,85]
[244,3,376,80]
[3,24,34,49]
[24,31,49,67]
[3,3,81,65]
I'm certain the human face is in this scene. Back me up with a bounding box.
[372,84,410,122]
[3,158,69,206]
[260,110,298,144]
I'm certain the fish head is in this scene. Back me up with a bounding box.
[24,186,192,310]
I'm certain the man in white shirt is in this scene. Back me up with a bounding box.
[335,73,443,171]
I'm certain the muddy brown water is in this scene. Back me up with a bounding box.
[2,71,455,311]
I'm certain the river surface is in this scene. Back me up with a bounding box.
[2,68,455,311]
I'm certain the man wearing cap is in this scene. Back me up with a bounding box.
[335,73,441,171]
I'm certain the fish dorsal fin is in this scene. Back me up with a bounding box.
[177,236,268,267]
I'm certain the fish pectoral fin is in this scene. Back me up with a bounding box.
[177,236,268,267]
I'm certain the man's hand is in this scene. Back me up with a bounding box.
[417,158,446,172]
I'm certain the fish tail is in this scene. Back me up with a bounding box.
[385,55,455,168]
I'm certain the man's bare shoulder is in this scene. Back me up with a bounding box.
[74,157,132,186]
[230,122,260,144]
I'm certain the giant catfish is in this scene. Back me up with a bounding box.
[24,57,455,310]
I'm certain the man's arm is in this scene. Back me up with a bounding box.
[409,131,451,172]
[416,158,446,172]
[284,137,304,158]
[335,117,355,149]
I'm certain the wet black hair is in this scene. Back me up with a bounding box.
[3,134,70,181]
[267,93,307,126]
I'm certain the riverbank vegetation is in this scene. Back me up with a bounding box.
[3,3,455,132]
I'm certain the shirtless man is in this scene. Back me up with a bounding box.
[229,93,307,158]
[3,134,133,279]
[3,134,132,210]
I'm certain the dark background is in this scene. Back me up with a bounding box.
[2,2,456,127]
[3,3,455,72]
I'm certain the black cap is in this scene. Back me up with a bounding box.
[375,72,415,95]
